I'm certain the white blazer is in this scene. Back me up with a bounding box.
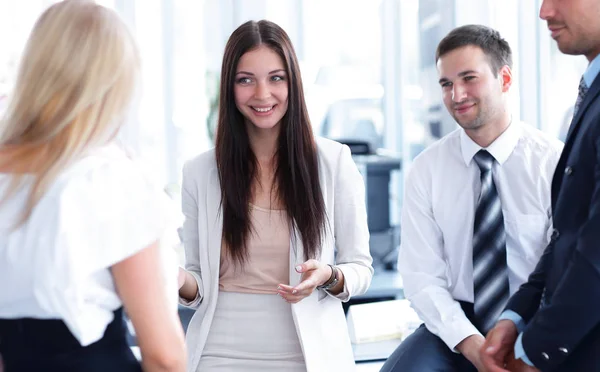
[179,137,374,372]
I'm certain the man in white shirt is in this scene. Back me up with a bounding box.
[380,24,563,372]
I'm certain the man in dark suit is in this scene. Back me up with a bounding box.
[481,0,600,371]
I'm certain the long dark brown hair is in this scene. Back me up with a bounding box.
[215,20,326,266]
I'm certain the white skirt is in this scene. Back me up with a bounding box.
[197,291,306,372]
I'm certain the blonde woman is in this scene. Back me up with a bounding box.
[0,2,186,371]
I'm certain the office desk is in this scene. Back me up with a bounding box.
[349,270,405,363]
[353,338,403,363]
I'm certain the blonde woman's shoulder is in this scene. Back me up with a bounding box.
[45,144,159,208]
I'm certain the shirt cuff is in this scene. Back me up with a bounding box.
[439,318,482,353]
[514,332,535,367]
[498,310,526,333]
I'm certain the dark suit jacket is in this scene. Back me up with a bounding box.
[505,73,600,371]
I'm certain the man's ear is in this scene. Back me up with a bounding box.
[499,65,512,93]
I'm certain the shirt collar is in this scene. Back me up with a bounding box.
[583,53,600,88]
[460,121,522,167]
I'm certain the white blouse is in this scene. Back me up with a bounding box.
[0,144,179,346]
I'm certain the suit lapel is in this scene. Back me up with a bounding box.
[206,168,223,281]
[565,77,600,142]
[289,225,303,287]
[552,76,600,207]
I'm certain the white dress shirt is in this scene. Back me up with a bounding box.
[399,121,563,350]
[0,144,179,346]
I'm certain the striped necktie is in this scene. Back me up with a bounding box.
[472,150,509,334]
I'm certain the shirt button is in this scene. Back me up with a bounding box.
[551,229,560,241]
[542,352,550,360]
[564,166,573,175]
[559,347,568,354]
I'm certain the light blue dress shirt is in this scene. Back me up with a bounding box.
[584,53,600,88]
[499,52,600,368]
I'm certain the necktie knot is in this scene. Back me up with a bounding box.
[473,150,494,173]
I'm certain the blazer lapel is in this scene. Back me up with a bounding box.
[206,168,223,283]
[552,76,600,207]
[289,225,303,287]
[565,77,600,143]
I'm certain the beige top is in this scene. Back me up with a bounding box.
[219,204,290,294]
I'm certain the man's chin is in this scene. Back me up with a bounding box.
[456,120,481,130]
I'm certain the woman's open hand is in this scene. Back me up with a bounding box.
[277,259,332,303]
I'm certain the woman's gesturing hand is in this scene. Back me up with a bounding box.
[277,259,332,303]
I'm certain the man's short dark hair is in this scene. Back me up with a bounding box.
[435,24,512,76]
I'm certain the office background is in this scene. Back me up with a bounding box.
[0,0,587,216]
[0,0,588,369]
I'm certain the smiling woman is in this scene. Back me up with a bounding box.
[176,19,373,372]
[233,45,289,133]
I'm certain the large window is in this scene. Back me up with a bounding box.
[3,0,579,190]
[0,1,53,112]
[541,42,587,140]
[302,0,384,149]
[1,1,387,188]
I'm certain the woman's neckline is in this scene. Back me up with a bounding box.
[249,203,285,212]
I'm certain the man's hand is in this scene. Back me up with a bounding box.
[481,320,519,372]
[506,355,540,372]
[456,334,487,371]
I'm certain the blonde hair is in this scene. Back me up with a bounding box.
[0,0,140,224]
